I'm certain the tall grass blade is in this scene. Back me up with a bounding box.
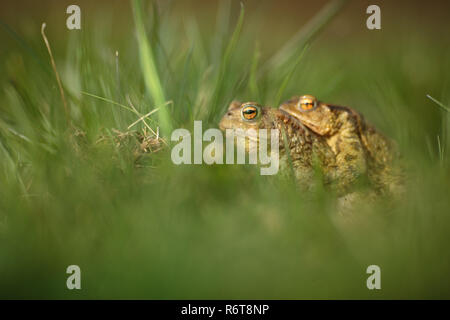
[274,44,309,106]
[427,94,450,112]
[262,0,348,74]
[132,0,172,135]
[209,2,245,122]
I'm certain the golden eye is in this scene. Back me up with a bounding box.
[241,104,259,121]
[298,95,317,111]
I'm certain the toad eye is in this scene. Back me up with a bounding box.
[241,104,260,121]
[298,95,318,111]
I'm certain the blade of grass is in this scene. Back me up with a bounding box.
[274,44,309,106]
[115,51,121,102]
[248,42,261,101]
[0,138,27,195]
[81,91,136,113]
[211,0,231,63]
[132,0,172,135]
[0,19,51,77]
[176,45,194,123]
[262,0,348,75]
[41,23,70,125]
[209,2,245,122]
[437,135,445,164]
[427,94,450,112]
[127,105,168,130]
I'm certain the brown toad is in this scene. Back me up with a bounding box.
[219,101,339,190]
[279,95,402,194]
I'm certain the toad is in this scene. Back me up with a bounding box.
[279,95,403,194]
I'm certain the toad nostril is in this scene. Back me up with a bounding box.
[227,112,232,116]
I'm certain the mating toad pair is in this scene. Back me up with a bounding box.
[219,95,403,196]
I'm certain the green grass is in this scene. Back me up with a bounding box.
[0,0,450,299]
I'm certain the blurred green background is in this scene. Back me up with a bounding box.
[0,0,449,299]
